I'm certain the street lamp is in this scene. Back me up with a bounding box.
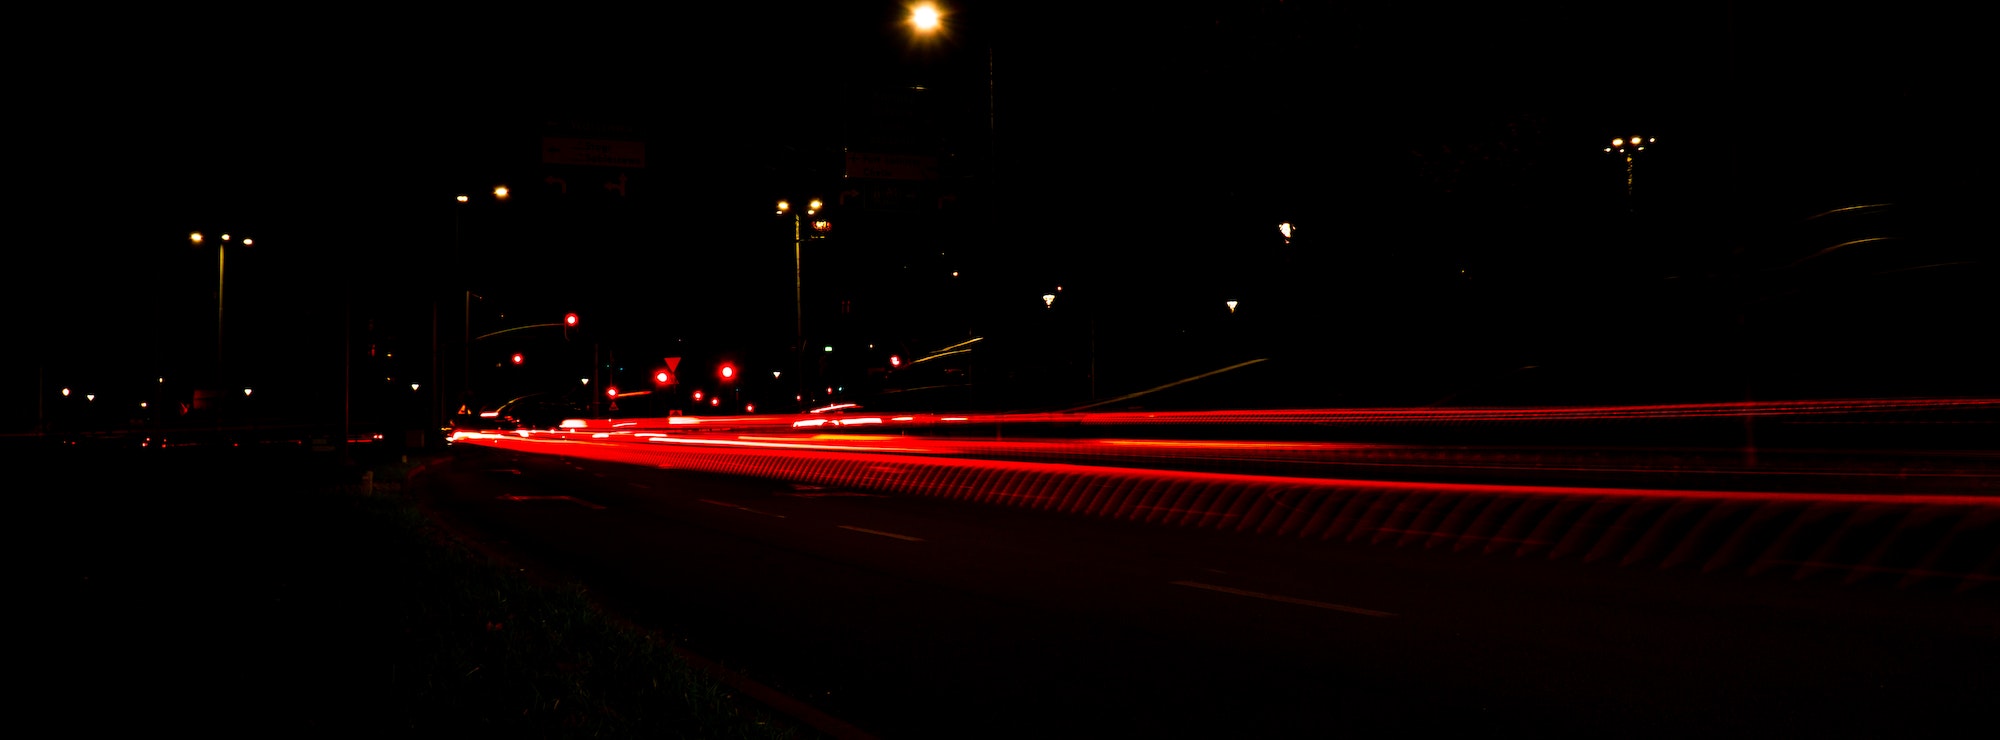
[908,2,994,178]
[451,186,510,423]
[778,197,830,409]
[910,2,942,32]
[1605,135,1656,203]
[911,1,1002,311]
[189,231,252,388]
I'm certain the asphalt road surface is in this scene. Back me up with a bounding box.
[415,444,1999,739]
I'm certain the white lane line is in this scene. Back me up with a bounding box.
[1170,580,1396,618]
[839,525,926,542]
[495,495,607,510]
[1372,526,1550,547]
[699,499,786,518]
[1762,560,2000,582]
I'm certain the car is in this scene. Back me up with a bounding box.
[484,393,589,431]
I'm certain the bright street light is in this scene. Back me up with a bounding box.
[909,2,942,33]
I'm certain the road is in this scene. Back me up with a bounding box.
[415,440,2000,739]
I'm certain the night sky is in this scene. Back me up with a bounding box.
[11,2,1987,430]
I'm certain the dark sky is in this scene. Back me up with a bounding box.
[12,2,1986,427]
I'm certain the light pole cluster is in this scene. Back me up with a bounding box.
[777,197,831,409]
[188,230,252,388]
[1605,135,1656,202]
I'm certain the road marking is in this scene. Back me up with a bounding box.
[839,525,926,542]
[495,495,606,510]
[1372,526,1550,547]
[700,499,786,518]
[1171,580,1396,618]
[1762,560,2000,582]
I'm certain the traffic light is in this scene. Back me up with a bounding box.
[719,363,736,381]
[511,352,525,365]
[654,370,673,386]
[563,312,579,340]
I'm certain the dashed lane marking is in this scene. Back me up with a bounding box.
[1171,580,1396,618]
[700,499,786,518]
[495,495,606,510]
[838,525,926,542]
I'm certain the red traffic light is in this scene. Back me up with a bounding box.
[654,370,672,385]
[511,352,525,365]
[564,312,579,327]
[605,386,619,398]
[719,363,736,380]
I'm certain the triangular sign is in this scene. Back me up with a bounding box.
[665,357,681,372]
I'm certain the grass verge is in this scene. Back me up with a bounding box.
[37,443,806,739]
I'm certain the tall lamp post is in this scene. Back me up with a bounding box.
[778,197,830,410]
[189,231,251,389]
[910,1,1002,390]
[1605,135,1656,205]
[909,2,994,181]
[451,186,509,423]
